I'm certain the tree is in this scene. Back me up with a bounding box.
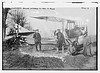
[8,9,26,27]
[6,9,27,36]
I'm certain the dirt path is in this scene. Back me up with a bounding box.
[19,45,69,61]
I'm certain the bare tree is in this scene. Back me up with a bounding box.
[8,9,26,27]
[6,9,27,36]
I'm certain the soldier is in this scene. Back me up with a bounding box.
[33,29,41,51]
[56,29,65,52]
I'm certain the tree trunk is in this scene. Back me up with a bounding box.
[2,8,10,41]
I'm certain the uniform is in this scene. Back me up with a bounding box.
[56,31,65,50]
[33,32,41,51]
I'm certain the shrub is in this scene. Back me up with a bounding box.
[2,41,11,51]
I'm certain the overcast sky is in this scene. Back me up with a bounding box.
[24,7,96,38]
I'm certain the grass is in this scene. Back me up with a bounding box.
[63,55,96,69]
[63,55,88,69]
[3,47,97,70]
[2,35,97,70]
[3,49,64,69]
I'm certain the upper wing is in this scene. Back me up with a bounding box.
[7,32,35,36]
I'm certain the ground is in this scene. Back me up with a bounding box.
[2,43,97,70]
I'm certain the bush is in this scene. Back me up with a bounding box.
[2,41,11,51]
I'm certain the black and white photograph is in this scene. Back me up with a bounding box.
[2,1,98,70]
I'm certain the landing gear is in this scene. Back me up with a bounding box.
[6,36,27,51]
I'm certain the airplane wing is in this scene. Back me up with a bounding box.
[4,36,14,41]
[5,32,35,41]
[7,32,35,36]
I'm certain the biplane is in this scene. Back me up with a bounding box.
[31,16,88,55]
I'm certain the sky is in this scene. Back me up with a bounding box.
[11,7,96,38]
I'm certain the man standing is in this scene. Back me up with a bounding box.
[56,29,65,52]
[33,29,41,51]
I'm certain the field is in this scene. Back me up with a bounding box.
[2,35,97,70]
[2,43,97,70]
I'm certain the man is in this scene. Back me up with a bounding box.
[33,29,41,51]
[56,29,65,52]
[71,38,83,56]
